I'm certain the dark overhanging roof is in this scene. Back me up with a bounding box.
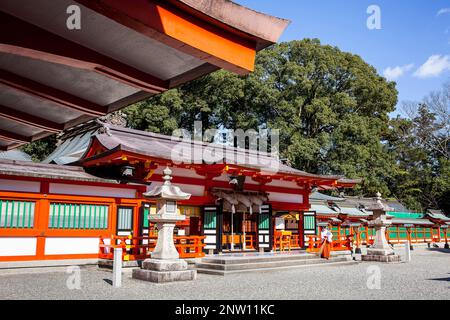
[0,0,289,151]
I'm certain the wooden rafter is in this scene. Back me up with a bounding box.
[0,69,108,117]
[0,104,63,133]
[0,12,169,94]
[0,128,31,143]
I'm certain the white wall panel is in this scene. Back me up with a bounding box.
[267,180,302,188]
[0,237,36,256]
[44,237,99,255]
[0,179,40,193]
[267,192,303,204]
[205,235,216,244]
[49,183,135,198]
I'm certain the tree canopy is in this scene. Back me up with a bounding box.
[123,39,399,196]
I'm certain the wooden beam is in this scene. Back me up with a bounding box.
[0,12,169,94]
[0,69,107,117]
[0,129,31,143]
[0,104,63,133]
[76,0,257,75]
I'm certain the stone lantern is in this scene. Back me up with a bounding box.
[362,192,401,263]
[132,167,196,283]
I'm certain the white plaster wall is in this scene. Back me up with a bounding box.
[267,179,301,188]
[0,237,36,256]
[267,192,303,204]
[49,183,135,198]
[146,182,204,196]
[205,235,216,244]
[167,167,205,179]
[0,179,40,193]
[44,237,100,255]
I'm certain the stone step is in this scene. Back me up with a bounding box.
[196,259,357,276]
[196,256,350,271]
[200,252,320,265]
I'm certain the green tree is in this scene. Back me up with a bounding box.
[124,39,398,197]
[387,82,450,213]
[21,135,57,162]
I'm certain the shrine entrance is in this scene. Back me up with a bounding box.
[222,211,258,251]
[212,189,268,253]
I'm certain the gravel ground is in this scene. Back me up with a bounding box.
[0,247,448,300]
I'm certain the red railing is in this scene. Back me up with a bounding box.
[99,235,206,261]
[306,235,352,253]
[272,231,303,251]
[221,234,256,250]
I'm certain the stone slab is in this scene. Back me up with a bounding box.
[142,259,188,271]
[361,254,401,263]
[98,259,140,269]
[366,248,394,256]
[132,268,196,283]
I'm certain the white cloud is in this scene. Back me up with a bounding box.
[383,64,414,81]
[413,55,450,78]
[437,8,450,16]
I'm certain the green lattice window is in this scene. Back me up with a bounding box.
[117,207,133,231]
[203,211,216,229]
[49,203,109,229]
[142,206,150,228]
[0,200,35,228]
[258,214,269,230]
[415,228,424,238]
[303,215,316,231]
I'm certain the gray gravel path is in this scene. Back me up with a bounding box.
[0,247,448,300]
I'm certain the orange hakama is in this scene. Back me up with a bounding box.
[320,239,331,259]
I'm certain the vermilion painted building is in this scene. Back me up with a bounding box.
[0,121,358,266]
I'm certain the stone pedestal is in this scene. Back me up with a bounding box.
[152,221,179,260]
[361,254,401,263]
[361,193,401,263]
[362,221,400,262]
[132,259,196,283]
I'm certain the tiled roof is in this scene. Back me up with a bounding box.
[310,192,345,201]
[0,159,117,183]
[79,123,344,181]
[391,218,434,226]
[0,150,32,162]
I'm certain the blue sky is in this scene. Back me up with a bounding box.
[235,0,450,115]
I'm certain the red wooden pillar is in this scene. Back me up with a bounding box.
[444,228,449,249]
[35,198,50,260]
[364,225,369,246]
[406,227,414,250]
[298,212,304,248]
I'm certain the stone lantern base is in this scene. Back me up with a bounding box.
[132,259,196,283]
[361,249,401,263]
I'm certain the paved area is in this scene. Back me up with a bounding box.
[0,247,448,300]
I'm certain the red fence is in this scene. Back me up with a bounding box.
[99,235,206,261]
[306,235,352,253]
